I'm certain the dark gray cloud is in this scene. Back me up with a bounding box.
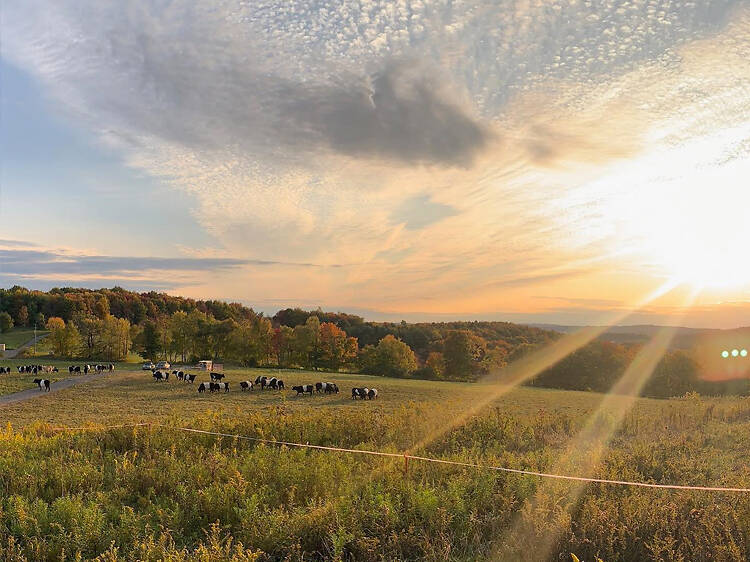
[0,247,337,278]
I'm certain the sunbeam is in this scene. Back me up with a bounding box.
[406,279,680,455]
[493,287,700,559]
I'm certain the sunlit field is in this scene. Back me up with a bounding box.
[1,360,749,560]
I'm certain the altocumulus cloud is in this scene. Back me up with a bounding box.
[2,0,748,319]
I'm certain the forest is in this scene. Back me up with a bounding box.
[1,286,744,398]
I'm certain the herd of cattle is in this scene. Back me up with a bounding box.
[0,363,116,393]
[150,369,379,399]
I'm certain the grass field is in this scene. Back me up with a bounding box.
[0,359,749,560]
[0,328,47,350]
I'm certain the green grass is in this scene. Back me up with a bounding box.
[0,361,749,560]
[0,328,47,350]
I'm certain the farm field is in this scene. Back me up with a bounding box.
[0,327,47,350]
[0,361,749,560]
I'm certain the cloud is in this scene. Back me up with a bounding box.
[3,0,749,325]
[0,246,345,279]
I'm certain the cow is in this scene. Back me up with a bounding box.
[275,379,285,390]
[198,382,208,393]
[239,380,253,391]
[33,378,51,392]
[84,365,90,375]
[210,372,225,382]
[163,371,170,381]
[210,382,230,393]
[351,387,369,400]
[367,388,378,400]
[185,373,197,383]
[315,382,326,393]
[255,375,269,389]
[176,371,184,381]
[0,367,9,374]
[153,371,165,381]
[74,366,81,373]
[292,384,314,396]
[109,364,115,372]
[267,377,278,390]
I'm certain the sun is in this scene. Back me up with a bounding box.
[584,128,750,290]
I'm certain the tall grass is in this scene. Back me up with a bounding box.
[0,394,748,561]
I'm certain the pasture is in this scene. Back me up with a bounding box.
[0,361,749,560]
[0,328,47,350]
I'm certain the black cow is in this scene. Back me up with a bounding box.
[240,380,253,391]
[185,373,197,383]
[176,371,184,381]
[210,372,225,382]
[351,387,369,400]
[198,382,208,393]
[152,371,165,381]
[292,384,314,396]
[109,363,115,372]
[74,366,81,373]
[367,388,378,400]
[210,382,230,393]
[254,375,269,389]
[33,378,50,392]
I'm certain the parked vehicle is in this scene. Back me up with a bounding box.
[156,361,171,370]
[141,362,155,370]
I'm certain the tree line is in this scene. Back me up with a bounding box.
[1,287,744,397]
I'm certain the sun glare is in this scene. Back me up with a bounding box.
[585,127,750,290]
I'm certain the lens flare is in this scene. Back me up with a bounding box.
[742,349,748,358]
[732,349,739,357]
[722,350,730,358]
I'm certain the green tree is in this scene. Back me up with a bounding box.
[361,335,417,378]
[443,330,486,379]
[141,320,162,360]
[0,312,13,333]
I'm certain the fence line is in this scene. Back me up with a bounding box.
[46,422,750,493]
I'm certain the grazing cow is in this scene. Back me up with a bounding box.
[0,367,9,374]
[315,382,326,393]
[84,365,90,375]
[292,384,314,396]
[198,382,208,393]
[33,378,51,392]
[351,387,369,400]
[255,375,270,389]
[74,366,81,373]
[163,371,170,381]
[210,382,230,393]
[240,380,253,391]
[153,371,165,381]
[276,379,285,390]
[185,373,197,383]
[177,370,185,380]
[267,377,278,389]
[367,388,378,400]
[109,364,114,372]
[210,372,225,382]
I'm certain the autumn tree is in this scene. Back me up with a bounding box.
[443,330,486,379]
[319,322,358,371]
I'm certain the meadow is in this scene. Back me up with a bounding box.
[0,328,47,350]
[0,359,749,560]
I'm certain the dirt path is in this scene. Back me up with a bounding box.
[3,334,49,359]
[0,371,115,406]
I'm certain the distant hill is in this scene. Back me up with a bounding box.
[529,323,750,350]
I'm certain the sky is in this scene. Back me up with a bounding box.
[1,0,749,328]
